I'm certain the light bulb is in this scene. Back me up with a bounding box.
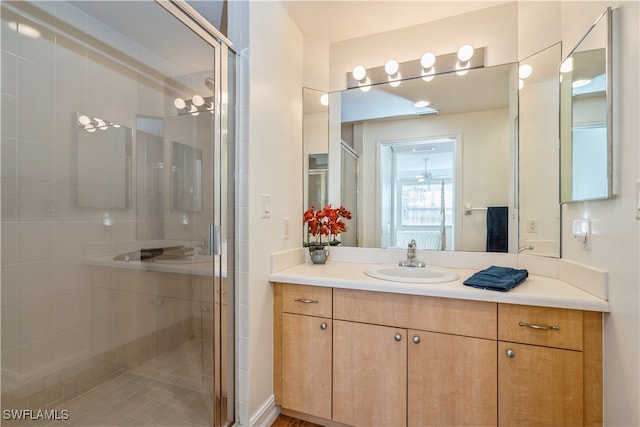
[192,94,204,106]
[78,115,91,125]
[352,65,366,81]
[457,44,474,62]
[422,67,436,82]
[389,73,401,87]
[420,52,436,69]
[384,59,399,76]
[455,61,469,76]
[519,79,524,90]
[414,100,430,108]
[519,64,533,79]
[359,81,372,93]
[320,93,329,106]
[174,98,186,109]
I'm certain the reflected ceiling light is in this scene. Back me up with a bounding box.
[78,115,91,125]
[192,94,205,107]
[560,57,573,73]
[352,65,367,81]
[8,22,41,38]
[457,44,474,62]
[572,79,592,88]
[414,100,430,108]
[174,98,186,109]
[455,61,470,76]
[519,79,525,90]
[388,73,402,87]
[385,59,399,76]
[359,77,372,92]
[420,52,436,70]
[189,105,199,116]
[519,64,533,79]
[320,93,329,106]
[422,67,436,82]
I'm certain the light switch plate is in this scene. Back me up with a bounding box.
[261,193,271,218]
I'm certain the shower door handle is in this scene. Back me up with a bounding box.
[210,224,221,256]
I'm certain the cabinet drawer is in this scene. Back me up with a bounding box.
[498,304,583,351]
[334,288,496,339]
[281,284,332,317]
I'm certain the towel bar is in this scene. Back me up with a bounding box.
[464,203,487,215]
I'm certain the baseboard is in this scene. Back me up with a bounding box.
[250,394,279,427]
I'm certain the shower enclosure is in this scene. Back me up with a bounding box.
[1,1,235,426]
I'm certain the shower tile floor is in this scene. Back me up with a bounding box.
[24,340,213,427]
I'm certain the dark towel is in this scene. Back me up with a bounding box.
[463,266,528,292]
[486,206,508,252]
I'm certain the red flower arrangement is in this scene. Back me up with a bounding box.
[303,204,352,248]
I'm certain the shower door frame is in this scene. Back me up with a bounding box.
[155,1,236,426]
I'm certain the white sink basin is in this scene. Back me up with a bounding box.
[364,264,459,283]
[154,254,214,264]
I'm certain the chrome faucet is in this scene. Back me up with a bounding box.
[399,239,426,267]
[519,245,535,253]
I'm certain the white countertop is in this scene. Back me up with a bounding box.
[270,261,610,312]
[85,255,225,277]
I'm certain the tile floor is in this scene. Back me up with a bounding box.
[12,340,214,427]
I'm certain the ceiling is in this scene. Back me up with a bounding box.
[280,1,509,43]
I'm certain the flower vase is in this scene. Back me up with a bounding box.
[309,246,329,265]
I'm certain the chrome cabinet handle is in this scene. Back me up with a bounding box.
[412,336,421,344]
[506,349,515,358]
[394,334,402,342]
[320,322,327,330]
[519,321,560,331]
[293,298,318,304]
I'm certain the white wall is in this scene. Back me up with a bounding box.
[557,2,640,425]
[246,1,303,424]
[329,2,519,91]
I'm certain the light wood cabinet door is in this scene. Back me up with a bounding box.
[408,330,497,426]
[282,313,332,419]
[498,341,583,426]
[333,320,407,426]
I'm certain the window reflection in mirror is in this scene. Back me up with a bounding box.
[560,7,616,203]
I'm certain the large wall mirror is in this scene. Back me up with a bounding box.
[560,7,617,203]
[304,48,565,257]
[304,62,523,253]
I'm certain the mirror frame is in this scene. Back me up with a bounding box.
[560,7,617,203]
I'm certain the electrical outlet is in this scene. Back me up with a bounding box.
[282,218,290,240]
[527,219,537,233]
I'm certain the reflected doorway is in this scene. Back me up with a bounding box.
[379,138,457,250]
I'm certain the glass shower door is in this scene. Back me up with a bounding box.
[0,1,235,426]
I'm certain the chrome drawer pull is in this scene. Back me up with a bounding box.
[519,321,560,331]
[293,298,318,304]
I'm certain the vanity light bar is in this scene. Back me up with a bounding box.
[347,47,485,89]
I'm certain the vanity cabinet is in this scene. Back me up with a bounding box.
[333,320,407,426]
[275,284,332,419]
[497,304,602,426]
[408,330,497,426]
[273,283,602,427]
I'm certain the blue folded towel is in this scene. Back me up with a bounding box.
[463,266,528,292]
